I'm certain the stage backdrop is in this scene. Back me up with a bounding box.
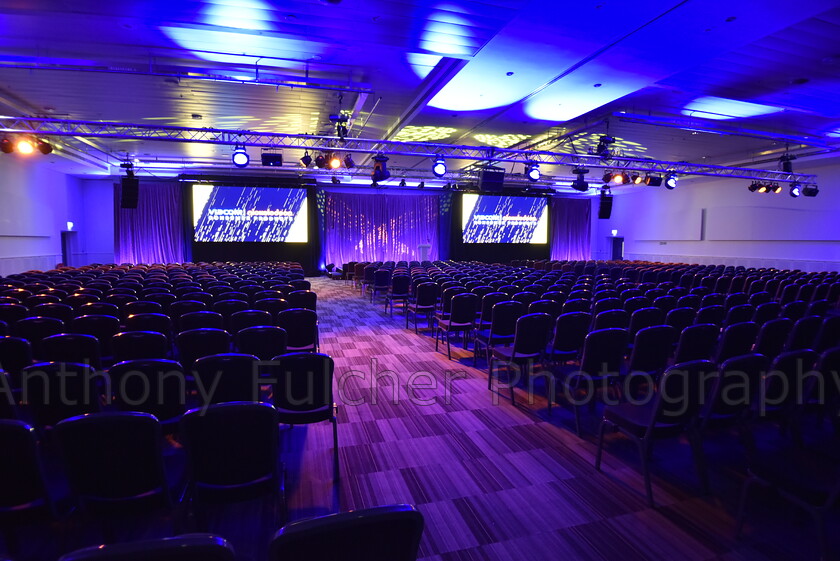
[549,197,591,261]
[322,191,439,265]
[114,180,188,264]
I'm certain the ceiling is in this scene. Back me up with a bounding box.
[1,0,839,188]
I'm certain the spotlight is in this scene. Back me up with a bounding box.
[802,185,819,197]
[769,183,782,194]
[664,173,677,190]
[757,183,769,193]
[315,154,327,168]
[780,154,796,173]
[630,172,643,185]
[602,170,613,183]
[748,182,761,192]
[595,135,615,158]
[432,156,446,177]
[343,154,355,168]
[336,123,348,140]
[526,161,540,182]
[571,167,589,192]
[612,171,629,185]
[16,138,35,155]
[331,176,340,184]
[418,181,425,189]
[372,154,390,181]
[644,174,662,186]
[789,182,801,198]
[300,151,312,167]
[37,139,52,154]
[0,138,12,153]
[231,144,249,168]
[329,154,341,169]
[399,178,407,187]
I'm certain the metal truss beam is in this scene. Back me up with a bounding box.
[0,116,819,185]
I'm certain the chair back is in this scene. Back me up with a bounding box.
[448,293,478,324]
[58,535,236,561]
[193,353,260,404]
[528,299,563,322]
[753,317,793,359]
[124,313,172,338]
[628,307,664,337]
[0,336,33,387]
[229,310,273,333]
[236,326,287,361]
[674,323,719,363]
[785,315,822,351]
[108,359,187,421]
[276,308,318,350]
[55,412,168,511]
[0,419,50,517]
[628,325,676,374]
[511,313,553,356]
[287,290,317,311]
[707,353,770,420]
[176,328,232,370]
[42,333,102,368]
[551,312,591,354]
[111,331,169,361]
[592,309,629,330]
[21,361,101,428]
[714,321,758,364]
[488,300,525,337]
[268,352,334,423]
[414,283,439,307]
[652,360,716,428]
[764,349,819,410]
[268,504,424,561]
[579,328,628,377]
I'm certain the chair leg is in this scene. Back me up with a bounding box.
[735,475,758,536]
[435,326,440,350]
[688,430,710,494]
[446,332,452,360]
[595,419,609,470]
[638,439,654,507]
[488,356,494,389]
[331,417,340,482]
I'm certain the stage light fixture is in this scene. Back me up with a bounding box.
[770,183,782,194]
[343,154,355,168]
[331,176,340,184]
[336,123,348,140]
[399,178,407,187]
[0,138,12,154]
[644,174,662,186]
[602,170,613,183]
[789,182,801,198]
[757,183,769,193]
[329,154,341,169]
[595,135,615,159]
[37,139,52,154]
[571,166,589,192]
[231,144,249,168]
[372,154,390,181]
[16,138,35,155]
[629,172,642,185]
[802,185,819,197]
[748,182,760,192]
[780,154,795,173]
[664,174,678,190]
[612,171,629,185]
[526,161,540,182]
[432,156,446,177]
[300,151,312,167]
[418,181,425,189]
[314,154,327,168]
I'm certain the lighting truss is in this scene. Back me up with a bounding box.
[0,116,819,185]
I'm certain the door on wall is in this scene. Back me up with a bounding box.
[61,230,78,267]
[610,236,624,260]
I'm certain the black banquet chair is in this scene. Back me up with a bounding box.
[267,352,339,480]
[268,504,424,561]
[108,359,188,426]
[236,326,287,361]
[276,308,318,352]
[58,534,236,561]
[193,353,261,405]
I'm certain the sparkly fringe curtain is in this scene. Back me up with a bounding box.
[549,197,591,261]
[323,192,440,265]
[114,180,187,264]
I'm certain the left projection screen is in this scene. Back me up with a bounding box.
[192,185,308,243]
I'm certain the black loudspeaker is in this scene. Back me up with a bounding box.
[120,176,139,209]
[478,166,505,192]
[598,192,613,219]
[261,153,283,166]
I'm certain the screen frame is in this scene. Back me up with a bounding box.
[460,192,549,245]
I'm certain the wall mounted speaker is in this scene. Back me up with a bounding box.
[598,192,613,219]
[120,176,139,209]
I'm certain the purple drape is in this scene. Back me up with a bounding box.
[114,180,186,264]
[550,197,591,261]
[323,192,439,265]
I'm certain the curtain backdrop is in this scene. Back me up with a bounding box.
[114,180,187,264]
[550,197,591,261]
[323,192,439,265]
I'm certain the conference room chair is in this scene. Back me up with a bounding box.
[528,299,563,322]
[175,328,232,372]
[627,307,665,339]
[193,353,261,405]
[169,300,207,323]
[55,412,171,542]
[760,349,819,440]
[267,352,338,480]
[473,300,524,367]
[179,291,213,306]
[806,298,830,317]
[0,419,54,556]
[596,360,716,507]
[63,294,100,309]
[673,323,719,364]
[41,333,102,369]
[236,326,287,361]
[780,300,808,321]
[701,353,768,438]
[784,315,822,352]
[12,316,64,360]
[75,301,120,319]
[21,361,101,430]
[385,275,411,316]
[625,324,677,389]
[511,291,539,306]
[677,294,701,310]
[111,331,170,362]
[103,293,138,307]
[0,336,33,388]
[229,309,273,333]
[179,310,225,331]
[435,292,478,360]
[58,534,236,561]
[108,359,188,426]
[289,279,310,291]
[665,307,696,333]
[359,265,377,296]
[268,504,424,561]
[545,311,590,365]
[122,300,164,321]
[489,312,553,405]
[695,305,725,326]
[752,301,781,325]
[287,290,317,311]
[276,308,318,352]
[814,315,840,352]
[541,290,566,304]
[24,294,60,308]
[713,321,758,364]
[592,309,629,330]
[212,299,250,330]
[405,282,438,333]
[562,298,591,314]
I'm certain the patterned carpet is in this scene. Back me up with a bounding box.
[301,278,829,561]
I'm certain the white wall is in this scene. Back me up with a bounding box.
[591,156,840,271]
[77,178,116,265]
